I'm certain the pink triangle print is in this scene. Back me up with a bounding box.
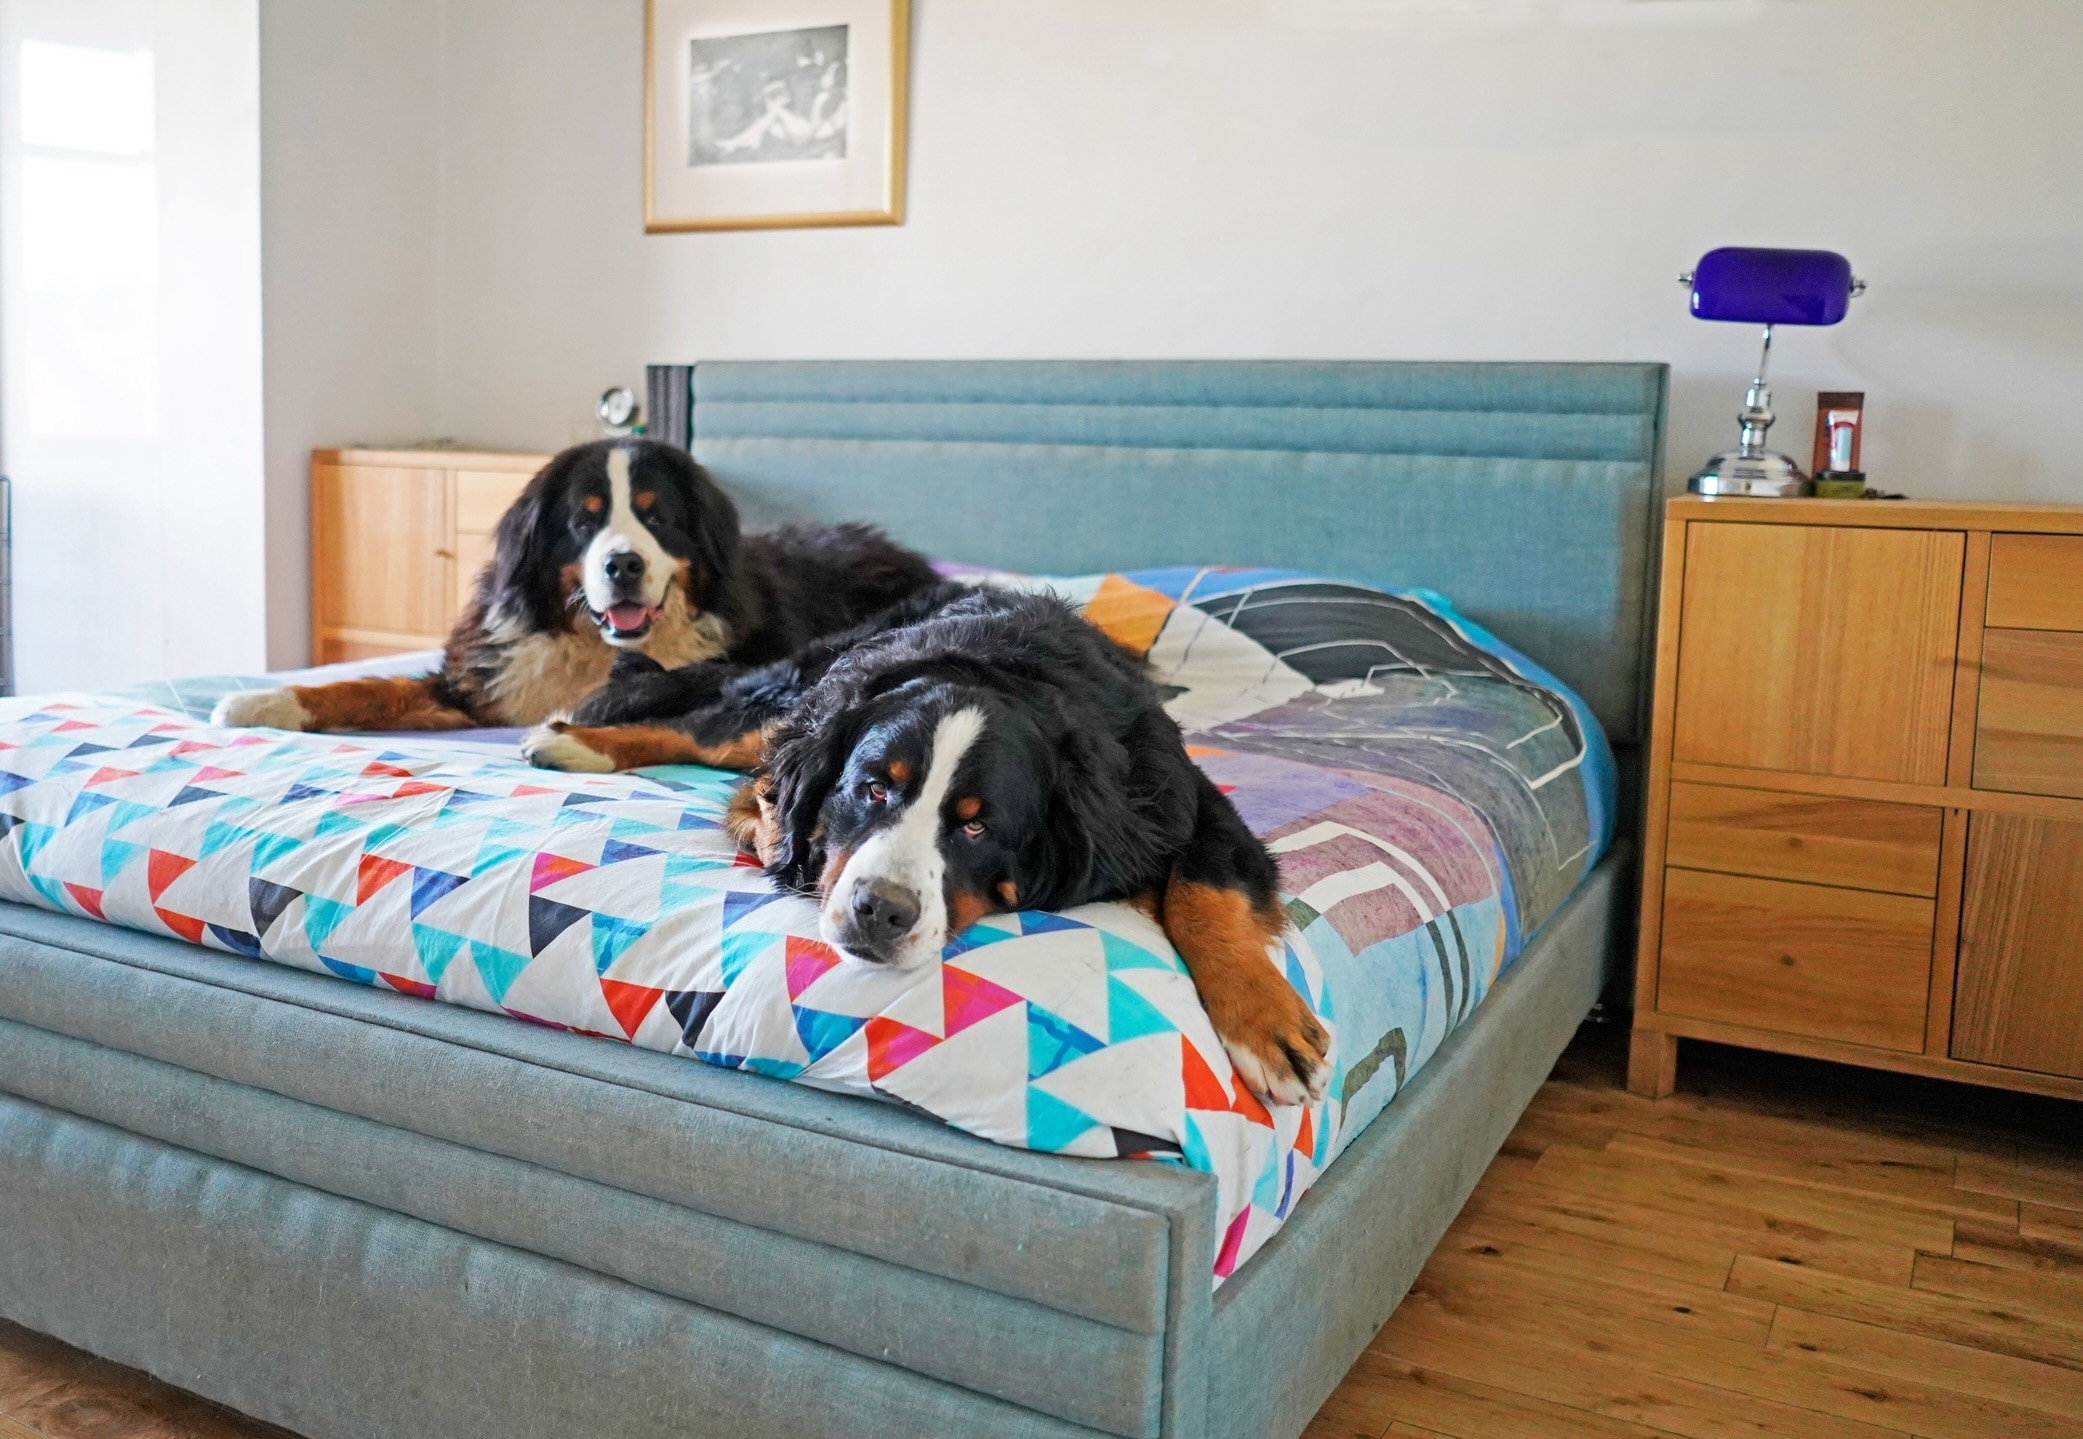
[530,852,593,892]
[783,936,841,998]
[864,1015,938,1081]
[943,966,1023,1036]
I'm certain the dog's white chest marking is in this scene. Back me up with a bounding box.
[582,446,678,617]
[482,586,728,725]
[823,707,986,968]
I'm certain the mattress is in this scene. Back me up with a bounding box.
[0,567,1612,1281]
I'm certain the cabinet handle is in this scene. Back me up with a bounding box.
[435,549,456,559]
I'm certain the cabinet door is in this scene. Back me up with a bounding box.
[311,461,451,656]
[1672,523,1964,786]
[1952,813,2083,1079]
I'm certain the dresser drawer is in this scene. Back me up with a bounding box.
[1656,869,1933,1051]
[1665,782,1941,896]
[1987,534,2083,631]
[1974,628,2083,800]
[456,469,530,535]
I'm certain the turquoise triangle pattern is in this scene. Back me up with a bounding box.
[313,809,367,841]
[718,930,771,988]
[303,895,351,950]
[251,831,304,870]
[472,843,528,877]
[199,821,252,858]
[591,912,651,975]
[1101,932,1177,974]
[664,852,730,879]
[1107,976,1179,1043]
[411,924,469,982]
[100,839,144,886]
[106,799,159,832]
[15,822,55,870]
[791,1006,866,1062]
[471,943,533,1004]
[1027,1087,1101,1153]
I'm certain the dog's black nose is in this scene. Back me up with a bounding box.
[850,879,920,942]
[604,551,646,586]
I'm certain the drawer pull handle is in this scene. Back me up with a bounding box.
[435,549,456,559]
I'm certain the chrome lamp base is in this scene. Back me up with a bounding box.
[1686,323,1813,498]
[1689,450,1812,497]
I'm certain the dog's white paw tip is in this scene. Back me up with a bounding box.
[210,689,310,732]
[521,725,614,773]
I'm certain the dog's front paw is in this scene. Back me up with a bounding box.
[211,688,311,731]
[723,778,781,864]
[520,719,615,773]
[1212,980,1331,1109]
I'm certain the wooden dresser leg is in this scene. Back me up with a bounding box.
[1627,1028,1679,1098]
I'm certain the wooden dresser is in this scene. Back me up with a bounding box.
[1630,496,2083,1102]
[310,448,549,663]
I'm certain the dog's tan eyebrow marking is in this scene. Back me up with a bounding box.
[634,490,655,508]
[581,494,605,514]
[955,796,982,821]
[886,759,911,786]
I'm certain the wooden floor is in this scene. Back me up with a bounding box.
[4,1020,2079,1439]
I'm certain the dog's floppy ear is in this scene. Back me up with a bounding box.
[757,693,857,894]
[487,447,587,632]
[1027,703,1169,909]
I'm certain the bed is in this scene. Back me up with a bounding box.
[0,360,1665,1439]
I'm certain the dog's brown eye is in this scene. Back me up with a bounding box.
[866,781,888,803]
[962,820,986,839]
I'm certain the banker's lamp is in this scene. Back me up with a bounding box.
[1681,247,1865,496]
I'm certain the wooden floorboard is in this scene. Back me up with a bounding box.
[2,1020,2079,1438]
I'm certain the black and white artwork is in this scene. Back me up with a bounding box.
[687,25,849,167]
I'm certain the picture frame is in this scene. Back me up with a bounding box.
[644,0,908,232]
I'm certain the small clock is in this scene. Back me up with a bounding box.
[597,386,640,435]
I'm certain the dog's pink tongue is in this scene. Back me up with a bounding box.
[607,603,652,632]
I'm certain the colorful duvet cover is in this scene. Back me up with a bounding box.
[0,568,1612,1281]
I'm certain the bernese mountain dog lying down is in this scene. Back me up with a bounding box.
[522,583,1332,1106]
[210,439,936,734]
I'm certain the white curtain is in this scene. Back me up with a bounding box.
[0,0,262,691]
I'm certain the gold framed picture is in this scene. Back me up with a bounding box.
[644,0,908,232]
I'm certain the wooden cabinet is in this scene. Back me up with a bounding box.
[1952,813,2083,1079]
[1632,497,2083,1105]
[309,448,547,664]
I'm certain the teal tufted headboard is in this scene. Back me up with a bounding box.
[687,360,1667,742]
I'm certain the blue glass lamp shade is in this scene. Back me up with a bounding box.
[1682,247,1862,496]
[1689,247,1854,326]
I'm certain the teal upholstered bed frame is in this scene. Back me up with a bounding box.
[0,360,1665,1439]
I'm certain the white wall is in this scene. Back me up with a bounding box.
[0,0,264,690]
[258,0,443,668]
[250,0,2083,666]
[426,0,2083,510]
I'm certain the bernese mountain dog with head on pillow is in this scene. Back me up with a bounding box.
[523,583,1332,1106]
[210,439,937,736]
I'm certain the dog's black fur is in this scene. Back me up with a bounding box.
[210,439,937,734]
[527,583,1331,1104]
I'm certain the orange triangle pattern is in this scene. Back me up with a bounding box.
[1081,574,1175,658]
